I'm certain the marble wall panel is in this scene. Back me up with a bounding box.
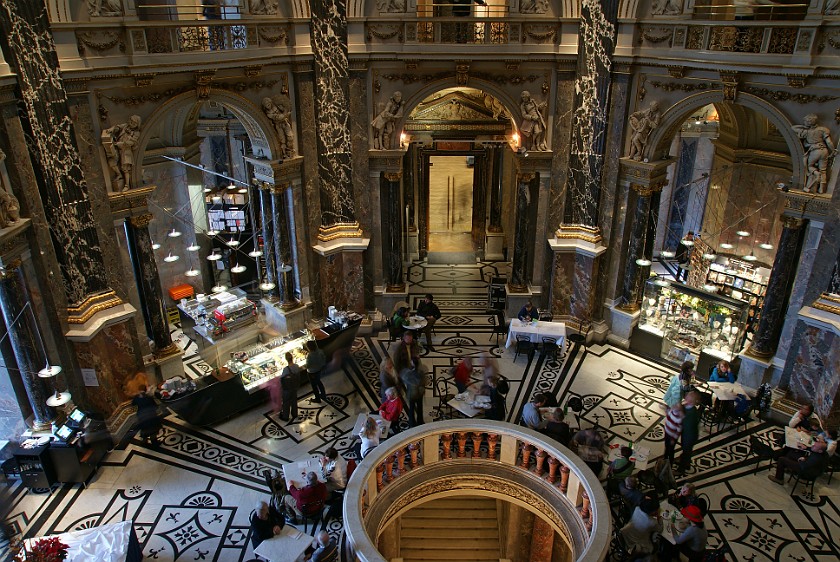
[349,67,375,309]
[665,137,697,250]
[789,325,840,427]
[551,253,576,317]
[547,77,576,234]
[529,516,555,561]
[574,253,599,321]
[318,251,365,315]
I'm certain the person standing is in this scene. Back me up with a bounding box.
[451,356,472,394]
[663,361,694,411]
[379,356,400,402]
[400,364,427,427]
[280,352,301,422]
[415,293,441,351]
[675,231,694,282]
[677,392,701,474]
[305,340,328,403]
[572,427,606,477]
[664,402,684,466]
[133,385,162,447]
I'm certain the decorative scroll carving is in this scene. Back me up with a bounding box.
[648,80,715,93]
[741,86,839,104]
[719,71,739,101]
[709,27,762,53]
[367,24,403,42]
[640,27,672,45]
[651,0,682,15]
[523,25,557,44]
[685,27,704,49]
[519,0,549,13]
[456,61,470,86]
[667,66,685,79]
[377,0,407,12]
[767,27,797,54]
[820,30,840,52]
[258,26,290,45]
[381,71,540,86]
[76,30,124,55]
[786,75,806,89]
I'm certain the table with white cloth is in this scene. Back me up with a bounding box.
[253,525,313,562]
[607,438,651,471]
[538,407,577,426]
[22,520,141,562]
[706,381,750,401]
[352,413,390,439]
[403,316,428,331]
[784,426,814,450]
[505,319,566,349]
[658,502,688,545]
[282,456,328,490]
[448,390,491,418]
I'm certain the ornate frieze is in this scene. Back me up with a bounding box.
[76,30,125,55]
[640,26,673,46]
[381,71,540,86]
[523,24,558,44]
[367,24,403,42]
[257,25,290,45]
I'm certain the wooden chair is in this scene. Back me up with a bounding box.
[540,336,559,364]
[435,377,456,418]
[566,318,590,351]
[825,454,840,484]
[514,334,535,363]
[489,309,508,347]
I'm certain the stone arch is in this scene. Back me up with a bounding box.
[133,90,283,188]
[392,79,529,147]
[646,91,804,185]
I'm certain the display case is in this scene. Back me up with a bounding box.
[633,277,748,366]
[705,258,769,336]
[226,330,312,393]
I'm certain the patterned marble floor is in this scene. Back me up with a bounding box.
[1,261,838,562]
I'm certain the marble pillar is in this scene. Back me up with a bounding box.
[0,1,121,321]
[259,185,280,301]
[382,172,405,291]
[0,262,55,430]
[510,172,534,292]
[0,314,31,438]
[748,216,806,358]
[485,146,505,260]
[619,185,654,309]
[271,185,298,308]
[124,213,177,357]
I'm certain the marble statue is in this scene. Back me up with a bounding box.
[371,91,404,150]
[249,0,279,15]
[628,101,661,161]
[826,0,840,15]
[792,113,836,193]
[519,91,547,151]
[377,0,407,12]
[519,0,549,14]
[262,97,296,159]
[102,115,141,191]
[0,188,21,229]
[484,94,506,120]
[88,0,123,17]
[650,0,683,15]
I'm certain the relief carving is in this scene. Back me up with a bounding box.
[249,0,278,15]
[628,101,661,161]
[261,96,296,159]
[372,91,405,150]
[792,113,836,194]
[519,0,549,14]
[651,0,683,15]
[87,0,123,17]
[101,115,141,192]
[377,0,407,12]
[0,188,21,229]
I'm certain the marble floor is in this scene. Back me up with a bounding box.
[1,261,838,562]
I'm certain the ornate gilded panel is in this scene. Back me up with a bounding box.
[767,27,797,54]
[686,27,705,50]
[709,26,762,53]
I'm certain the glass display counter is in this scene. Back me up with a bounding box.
[632,277,748,368]
[226,330,312,393]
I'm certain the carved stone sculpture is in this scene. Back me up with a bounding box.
[519,0,549,14]
[372,91,404,150]
[792,113,836,193]
[262,96,296,159]
[827,0,840,15]
[519,90,547,151]
[101,115,141,191]
[484,94,506,120]
[628,101,661,161]
[377,0,407,12]
[651,0,683,15]
[249,0,279,15]
[88,0,123,17]
[0,188,21,229]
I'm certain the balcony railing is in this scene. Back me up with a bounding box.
[368,18,564,46]
[343,420,611,562]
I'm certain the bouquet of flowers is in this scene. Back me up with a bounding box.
[13,536,69,562]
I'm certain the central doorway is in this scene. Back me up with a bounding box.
[428,155,474,256]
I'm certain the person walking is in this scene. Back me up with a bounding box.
[133,385,162,447]
[280,352,301,422]
[663,401,684,466]
[305,340,328,403]
[400,365,427,427]
[677,392,701,474]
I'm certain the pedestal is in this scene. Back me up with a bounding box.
[736,352,772,392]
[504,291,534,321]
[155,347,185,381]
[485,231,505,261]
[376,286,409,320]
[407,229,419,262]
[263,300,310,334]
[607,306,639,349]
[312,236,371,315]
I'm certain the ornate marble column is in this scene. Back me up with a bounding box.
[485,146,505,261]
[0,262,55,430]
[510,171,535,292]
[258,184,280,301]
[619,183,664,309]
[270,184,299,308]
[124,213,177,357]
[747,216,806,358]
[383,171,405,291]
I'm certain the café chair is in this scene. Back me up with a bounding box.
[748,436,776,474]
[488,309,508,347]
[566,396,584,430]
[788,470,821,498]
[825,454,840,485]
[514,334,535,363]
[540,336,559,364]
[435,378,456,418]
[566,318,590,352]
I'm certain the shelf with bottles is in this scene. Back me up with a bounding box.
[637,277,748,364]
[226,331,313,393]
[706,260,769,298]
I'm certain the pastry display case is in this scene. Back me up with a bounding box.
[633,277,748,367]
[226,330,312,393]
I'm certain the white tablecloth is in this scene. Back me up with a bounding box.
[505,320,566,349]
[352,413,390,439]
[23,520,138,562]
[707,382,749,401]
[784,426,814,450]
[282,457,327,490]
[253,525,312,562]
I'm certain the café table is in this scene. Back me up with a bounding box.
[282,456,327,490]
[784,426,814,450]
[253,525,313,562]
[403,316,428,331]
[352,413,391,440]
[658,502,687,545]
[607,437,651,471]
[505,319,566,350]
[448,391,491,417]
[706,381,749,401]
[538,407,577,426]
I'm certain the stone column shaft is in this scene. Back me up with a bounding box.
[125,214,175,355]
[620,184,661,308]
[510,172,534,291]
[749,216,806,357]
[271,185,298,307]
[259,186,280,300]
[488,146,504,232]
[383,172,405,291]
[0,263,55,430]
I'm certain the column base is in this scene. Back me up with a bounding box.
[737,351,773,390]
[607,306,640,350]
[375,286,410,318]
[504,290,534,321]
[407,229,420,262]
[485,231,505,261]
[312,238,370,315]
[155,346,185,381]
[263,300,310,334]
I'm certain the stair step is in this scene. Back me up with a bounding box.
[402,507,497,519]
[401,538,500,550]
[401,528,499,539]
[421,497,496,509]
[401,518,499,529]
[400,549,501,560]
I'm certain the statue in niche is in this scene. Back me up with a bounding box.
[628,101,661,161]
[371,91,404,150]
[249,0,278,15]
[377,0,407,12]
[102,115,141,191]
[0,188,21,229]
[519,0,549,14]
[650,0,683,16]
[519,91,547,151]
[792,113,836,193]
[88,0,123,17]
[262,97,296,159]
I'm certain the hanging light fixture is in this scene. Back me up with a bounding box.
[635,257,652,266]
[38,364,62,378]
[703,283,718,292]
[758,242,774,250]
[167,228,182,238]
[248,250,263,258]
[719,242,734,250]
[187,243,200,252]
[212,284,228,293]
[46,390,72,407]
[185,268,200,277]
[736,230,750,237]
[206,229,219,237]
[703,251,716,260]
[743,251,758,262]
[259,281,276,291]
[661,250,675,258]
[231,264,247,273]
[227,183,237,190]
[227,238,240,247]
[680,238,694,247]
[238,187,248,194]
[163,252,180,262]
[151,240,161,250]
[203,187,212,193]
[207,251,222,261]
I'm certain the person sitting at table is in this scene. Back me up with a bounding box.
[822,428,838,456]
[319,447,348,493]
[249,499,284,549]
[542,407,571,446]
[358,416,381,458]
[517,300,537,323]
[661,505,707,562]
[572,427,606,477]
[378,387,403,429]
[415,293,441,351]
[619,498,661,562]
[379,356,400,403]
[451,356,473,394]
[521,393,548,430]
[619,476,645,510]
[284,471,327,524]
[709,360,735,383]
[789,403,823,431]
[304,530,338,562]
[607,446,636,494]
[668,483,707,515]
[768,437,829,485]
[391,306,409,334]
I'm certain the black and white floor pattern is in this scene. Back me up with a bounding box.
[2,261,837,561]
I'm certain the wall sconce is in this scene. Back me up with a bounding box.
[510,132,520,151]
[400,132,409,149]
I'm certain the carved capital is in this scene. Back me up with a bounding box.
[128,213,154,228]
[195,70,216,100]
[719,71,739,101]
[781,215,805,230]
[630,183,654,196]
[0,258,22,279]
[455,61,470,87]
[384,172,402,182]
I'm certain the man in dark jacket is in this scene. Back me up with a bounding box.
[249,499,283,549]
[677,391,701,474]
[769,438,829,483]
[280,352,301,422]
[415,293,441,351]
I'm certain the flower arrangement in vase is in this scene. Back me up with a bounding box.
[13,536,69,562]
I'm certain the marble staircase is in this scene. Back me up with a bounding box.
[398,497,502,561]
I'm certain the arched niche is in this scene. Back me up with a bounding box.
[133,90,283,188]
[646,91,804,185]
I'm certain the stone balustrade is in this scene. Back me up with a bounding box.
[343,420,610,562]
